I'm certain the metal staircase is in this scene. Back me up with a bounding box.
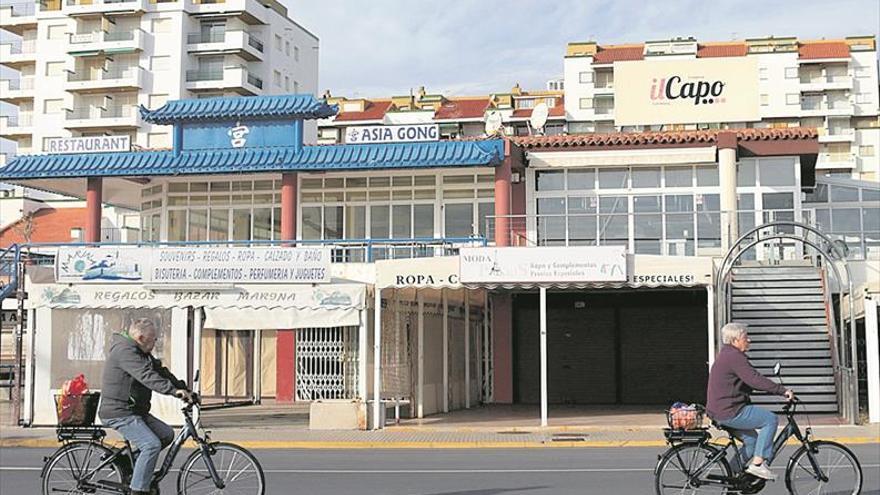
[729,263,838,413]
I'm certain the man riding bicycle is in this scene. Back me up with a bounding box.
[98,318,192,495]
[706,322,795,481]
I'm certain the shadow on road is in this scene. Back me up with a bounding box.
[419,488,549,495]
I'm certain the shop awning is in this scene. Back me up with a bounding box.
[203,306,359,329]
[140,94,338,124]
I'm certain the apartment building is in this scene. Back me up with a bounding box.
[563,36,880,181]
[317,84,565,144]
[0,0,319,164]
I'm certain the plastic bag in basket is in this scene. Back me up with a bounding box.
[669,402,700,430]
[57,374,90,425]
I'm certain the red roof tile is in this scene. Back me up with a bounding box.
[511,99,566,119]
[799,42,850,60]
[0,207,88,246]
[434,98,490,120]
[510,127,818,149]
[334,100,393,122]
[697,43,748,58]
[593,45,644,64]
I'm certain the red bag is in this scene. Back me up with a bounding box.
[56,374,95,426]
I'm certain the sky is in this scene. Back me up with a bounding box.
[286,0,880,98]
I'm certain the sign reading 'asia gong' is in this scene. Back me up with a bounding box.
[55,246,331,284]
[345,124,439,144]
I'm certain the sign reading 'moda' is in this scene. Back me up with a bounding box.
[345,124,439,144]
[613,57,760,126]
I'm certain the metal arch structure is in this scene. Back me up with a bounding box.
[714,221,859,423]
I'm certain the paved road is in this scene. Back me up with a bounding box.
[2,445,878,494]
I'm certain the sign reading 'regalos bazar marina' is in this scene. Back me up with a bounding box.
[459,246,627,284]
[44,136,131,154]
[56,246,331,284]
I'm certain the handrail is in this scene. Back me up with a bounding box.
[714,221,858,423]
[0,244,19,301]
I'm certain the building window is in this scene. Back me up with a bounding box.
[150,56,170,71]
[784,67,798,79]
[760,94,769,106]
[273,70,281,87]
[856,93,872,104]
[150,18,171,33]
[759,67,768,80]
[47,25,66,40]
[148,94,168,108]
[285,40,290,56]
[579,71,593,83]
[860,145,875,157]
[43,99,64,113]
[45,61,65,76]
[579,97,593,109]
[274,34,282,51]
[294,45,299,62]
[854,66,871,78]
[785,93,799,105]
[293,81,299,93]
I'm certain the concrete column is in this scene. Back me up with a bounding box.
[373,288,382,429]
[442,289,449,413]
[539,287,548,427]
[494,141,512,246]
[492,293,513,404]
[465,291,470,409]
[417,291,424,419]
[276,171,298,403]
[280,172,297,242]
[707,285,716,369]
[85,177,102,243]
[865,297,879,423]
[718,131,738,253]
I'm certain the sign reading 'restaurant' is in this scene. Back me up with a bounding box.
[613,57,759,126]
[55,246,331,284]
[44,136,131,154]
[459,246,627,284]
[345,124,439,144]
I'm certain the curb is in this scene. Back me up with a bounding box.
[2,436,878,450]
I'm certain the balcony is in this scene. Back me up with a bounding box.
[63,0,148,17]
[0,40,36,69]
[185,65,263,95]
[800,75,853,92]
[0,77,36,103]
[68,29,147,56]
[186,0,268,25]
[0,3,37,35]
[593,82,614,95]
[187,30,264,61]
[817,127,855,143]
[0,114,34,138]
[66,66,145,93]
[800,100,854,118]
[64,105,140,130]
[816,152,856,170]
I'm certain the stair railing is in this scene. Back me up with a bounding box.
[715,221,858,423]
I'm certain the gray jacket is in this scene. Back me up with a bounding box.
[98,333,185,420]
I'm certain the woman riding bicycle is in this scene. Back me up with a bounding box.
[98,318,192,495]
[706,322,795,481]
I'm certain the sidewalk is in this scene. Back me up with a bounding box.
[2,421,877,450]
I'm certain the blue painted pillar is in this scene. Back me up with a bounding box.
[292,120,303,152]
[172,125,183,156]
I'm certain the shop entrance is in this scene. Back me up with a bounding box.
[200,329,275,407]
[513,289,708,406]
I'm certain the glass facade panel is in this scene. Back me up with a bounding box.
[209,209,228,241]
[633,195,661,254]
[632,168,661,188]
[253,208,272,240]
[759,158,795,186]
[324,206,343,239]
[537,197,566,245]
[568,169,595,190]
[301,207,321,240]
[189,209,208,241]
[370,205,390,238]
[414,204,435,238]
[536,170,565,191]
[232,209,251,240]
[665,194,694,256]
[477,202,493,238]
[696,194,721,248]
[695,166,719,186]
[737,161,756,187]
[599,196,629,245]
[832,208,862,232]
[168,210,186,241]
[445,203,474,238]
[567,196,597,245]
[392,205,412,238]
[598,168,629,189]
[830,185,859,202]
[664,166,692,187]
[346,205,366,239]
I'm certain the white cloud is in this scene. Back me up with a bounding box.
[285,0,879,98]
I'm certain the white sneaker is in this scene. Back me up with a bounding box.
[746,463,777,481]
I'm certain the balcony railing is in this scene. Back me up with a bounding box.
[71,30,136,44]
[246,72,263,89]
[186,68,224,82]
[67,105,137,120]
[68,66,141,82]
[2,39,36,55]
[247,34,263,52]
[2,2,36,17]
[2,113,34,128]
[1,76,35,91]
[187,31,226,44]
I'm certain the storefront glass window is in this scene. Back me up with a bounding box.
[737,160,756,187]
[414,204,434,238]
[632,167,661,188]
[232,209,251,240]
[253,208,272,241]
[830,185,860,202]
[370,205,390,239]
[168,210,187,241]
[189,209,208,241]
[696,194,721,248]
[537,197,566,245]
[664,166,692,187]
[665,194,694,256]
[209,209,229,241]
[758,158,796,186]
[599,196,629,246]
[346,205,366,239]
[567,196,597,245]
[324,206,343,240]
[695,166,719,187]
[392,205,412,238]
[568,169,595,190]
[536,170,565,191]
[476,202,493,238]
[633,195,661,254]
[598,168,629,189]
[301,207,321,240]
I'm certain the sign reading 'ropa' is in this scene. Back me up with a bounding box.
[345,124,439,144]
[459,246,627,284]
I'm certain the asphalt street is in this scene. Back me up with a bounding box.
[1,444,878,494]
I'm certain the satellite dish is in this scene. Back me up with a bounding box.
[485,111,503,136]
[530,102,549,135]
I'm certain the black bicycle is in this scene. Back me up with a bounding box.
[41,392,265,494]
[655,369,862,494]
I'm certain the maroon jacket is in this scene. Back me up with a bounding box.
[706,344,786,421]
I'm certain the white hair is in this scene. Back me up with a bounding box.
[721,322,748,345]
[129,318,157,338]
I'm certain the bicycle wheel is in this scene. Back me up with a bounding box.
[42,441,126,495]
[785,440,862,495]
[655,443,732,495]
[177,442,265,495]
